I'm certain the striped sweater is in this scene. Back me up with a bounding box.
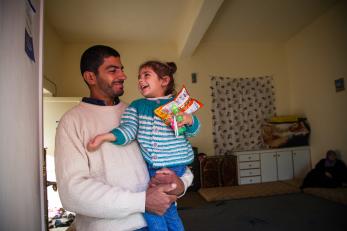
[111,97,200,168]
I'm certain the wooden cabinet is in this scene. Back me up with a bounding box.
[200,155,238,188]
[235,146,311,185]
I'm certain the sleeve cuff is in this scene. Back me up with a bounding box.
[178,167,194,198]
[129,191,146,214]
[185,116,199,133]
[111,128,126,145]
[111,191,146,218]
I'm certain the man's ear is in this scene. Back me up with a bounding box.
[161,76,170,87]
[83,71,97,85]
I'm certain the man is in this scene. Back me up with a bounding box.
[54,45,193,231]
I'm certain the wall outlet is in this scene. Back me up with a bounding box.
[192,73,197,83]
[335,78,345,92]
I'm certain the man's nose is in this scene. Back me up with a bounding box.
[118,71,127,80]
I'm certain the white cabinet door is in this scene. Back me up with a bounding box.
[260,152,277,182]
[277,151,294,180]
[293,148,311,179]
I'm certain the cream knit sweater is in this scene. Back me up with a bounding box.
[54,102,193,231]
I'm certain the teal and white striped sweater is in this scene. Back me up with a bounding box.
[111,97,200,168]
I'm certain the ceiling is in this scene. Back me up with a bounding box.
[45,0,339,57]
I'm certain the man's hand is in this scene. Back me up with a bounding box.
[149,168,185,196]
[145,183,177,215]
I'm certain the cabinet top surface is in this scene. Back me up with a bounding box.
[232,146,310,156]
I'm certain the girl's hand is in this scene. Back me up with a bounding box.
[87,133,116,152]
[176,112,193,127]
[87,135,104,152]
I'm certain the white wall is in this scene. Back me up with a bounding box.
[0,0,43,230]
[285,0,347,164]
[43,19,64,96]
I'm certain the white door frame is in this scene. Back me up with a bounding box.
[38,0,46,230]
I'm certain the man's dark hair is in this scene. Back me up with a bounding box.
[80,45,120,76]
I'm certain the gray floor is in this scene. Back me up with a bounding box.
[178,192,347,231]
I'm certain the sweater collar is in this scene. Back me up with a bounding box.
[146,94,173,101]
[82,97,120,106]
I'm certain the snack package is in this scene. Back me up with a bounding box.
[154,86,203,136]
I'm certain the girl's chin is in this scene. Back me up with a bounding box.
[140,89,150,95]
[142,92,156,98]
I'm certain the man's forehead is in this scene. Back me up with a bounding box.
[102,56,123,68]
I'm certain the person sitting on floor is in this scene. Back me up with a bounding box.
[301,150,347,189]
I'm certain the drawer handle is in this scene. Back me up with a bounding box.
[250,179,253,182]
[249,172,253,175]
[249,164,252,167]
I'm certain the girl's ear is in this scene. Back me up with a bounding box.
[161,75,170,87]
[83,71,97,85]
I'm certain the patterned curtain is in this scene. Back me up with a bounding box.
[211,76,276,155]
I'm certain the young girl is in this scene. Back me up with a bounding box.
[87,60,201,231]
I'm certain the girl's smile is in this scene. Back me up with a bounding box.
[138,67,167,98]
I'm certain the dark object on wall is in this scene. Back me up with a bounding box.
[335,78,345,92]
[191,73,197,83]
[200,154,237,188]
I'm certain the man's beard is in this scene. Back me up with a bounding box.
[97,79,124,98]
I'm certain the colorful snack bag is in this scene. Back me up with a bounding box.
[154,86,203,136]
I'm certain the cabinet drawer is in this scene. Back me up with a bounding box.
[239,154,260,162]
[239,176,261,185]
[239,169,260,177]
[239,161,260,170]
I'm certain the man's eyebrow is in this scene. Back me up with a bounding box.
[106,65,124,70]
